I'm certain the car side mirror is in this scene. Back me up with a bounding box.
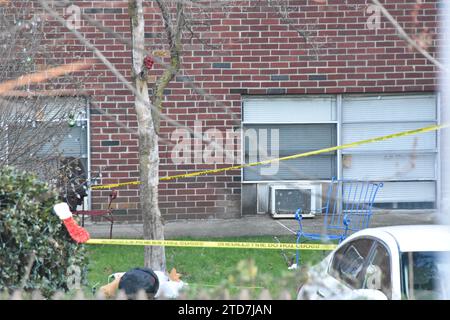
[350,289,388,300]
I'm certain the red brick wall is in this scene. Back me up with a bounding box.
[6,0,439,222]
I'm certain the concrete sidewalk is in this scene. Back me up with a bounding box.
[85,211,438,239]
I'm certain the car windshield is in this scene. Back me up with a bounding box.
[401,251,450,300]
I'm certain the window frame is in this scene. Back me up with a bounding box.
[363,240,393,299]
[328,237,376,290]
[242,123,338,181]
[400,251,450,300]
[328,236,395,296]
[241,95,338,184]
[341,92,439,209]
[241,93,440,211]
[0,95,91,209]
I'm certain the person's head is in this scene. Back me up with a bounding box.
[118,268,160,300]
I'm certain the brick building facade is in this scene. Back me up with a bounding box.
[2,0,440,222]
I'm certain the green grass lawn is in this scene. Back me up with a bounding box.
[86,236,330,298]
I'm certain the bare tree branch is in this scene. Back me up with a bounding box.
[371,0,446,71]
[267,0,325,59]
[37,0,232,155]
[152,0,184,133]
[0,60,93,96]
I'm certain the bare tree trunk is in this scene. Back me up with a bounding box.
[128,0,165,271]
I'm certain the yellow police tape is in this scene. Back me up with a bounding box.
[91,123,448,190]
[86,238,337,251]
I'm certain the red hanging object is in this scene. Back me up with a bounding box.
[144,56,154,70]
[53,203,90,244]
[62,217,90,243]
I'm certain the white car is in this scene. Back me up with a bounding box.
[296,225,450,300]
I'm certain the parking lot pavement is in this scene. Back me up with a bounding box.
[85,211,438,239]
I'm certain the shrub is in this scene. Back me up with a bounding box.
[0,166,88,298]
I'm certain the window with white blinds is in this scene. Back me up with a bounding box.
[16,98,89,160]
[242,97,337,181]
[243,124,336,181]
[37,123,88,158]
[342,94,438,207]
[243,96,337,123]
[1,97,89,182]
[242,93,438,210]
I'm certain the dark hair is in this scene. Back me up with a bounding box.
[118,268,160,300]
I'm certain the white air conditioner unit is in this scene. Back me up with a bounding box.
[270,184,321,219]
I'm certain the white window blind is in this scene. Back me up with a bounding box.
[343,154,436,181]
[374,181,436,203]
[342,122,437,152]
[38,125,88,158]
[342,93,437,206]
[343,95,437,123]
[243,96,337,123]
[243,124,336,181]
